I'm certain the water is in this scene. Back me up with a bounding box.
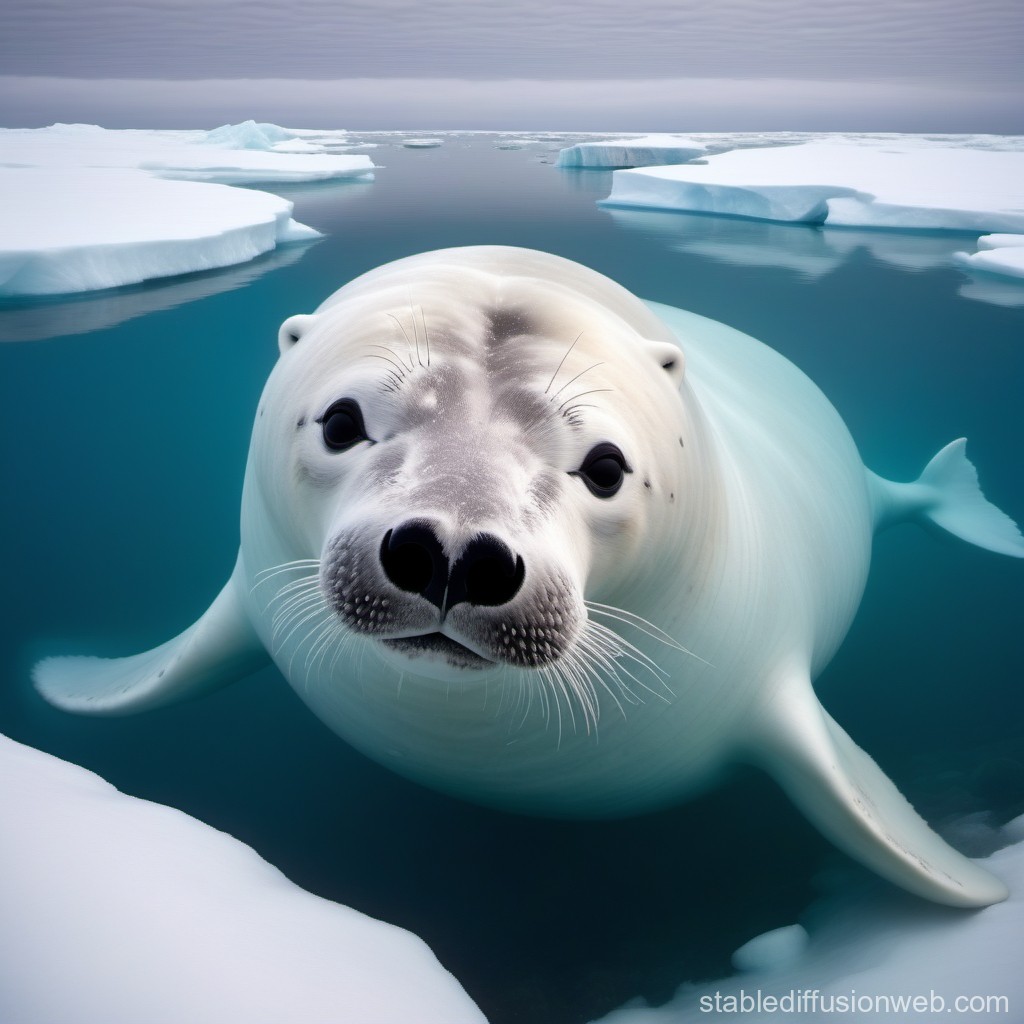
[2,134,1023,1023]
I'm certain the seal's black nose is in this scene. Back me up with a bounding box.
[380,522,448,609]
[447,535,525,608]
[380,525,525,610]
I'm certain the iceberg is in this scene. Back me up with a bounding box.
[591,816,1024,1023]
[0,123,375,297]
[601,138,1024,236]
[201,119,298,150]
[0,734,486,1024]
[557,135,707,168]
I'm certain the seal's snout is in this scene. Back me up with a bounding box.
[381,521,526,610]
[380,522,448,609]
[448,535,525,609]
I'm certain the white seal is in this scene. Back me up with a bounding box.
[35,246,1024,908]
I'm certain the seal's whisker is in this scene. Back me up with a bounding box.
[269,586,322,631]
[407,298,422,369]
[270,577,322,604]
[581,631,673,705]
[289,609,331,680]
[557,388,614,415]
[276,601,329,660]
[570,635,633,718]
[544,330,584,395]
[585,601,709,664]
[586,619,672,679]
[269,591,322,636]
[419,303,431,367]
[384,311,415,357]
[303,620,338,692]
[251,559,320,590]
[548,361,604,404]
[365,349,410,381]
[271,601,323,652]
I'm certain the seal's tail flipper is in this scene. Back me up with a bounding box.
[749,672,1008,907]
[33,561,268,716]
[868,438,1024,557]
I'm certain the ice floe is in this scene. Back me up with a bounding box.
[0,122,375,297]
[402,137,444,148]
[592,815,1024,1023]
[955,234,1024,282]
[0,734,485,1024]
[601,138,1024,280]
[557,134,707,168]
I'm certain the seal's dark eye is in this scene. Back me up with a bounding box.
[575,442,631,498]
[320,399,369,452]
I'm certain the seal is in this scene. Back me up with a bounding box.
[34,246,1024,908]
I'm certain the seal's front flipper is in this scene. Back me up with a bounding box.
[869,438,1024,557]
[750,672,1008,907]
[34,559,268,715]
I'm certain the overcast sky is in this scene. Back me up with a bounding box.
[2,0,1021,130]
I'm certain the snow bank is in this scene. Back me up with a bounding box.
[0,123,375,296]
[591,817,1024,1024]
[557,135,707,168]
[602,138,1024,236]
[0,734,485,1024]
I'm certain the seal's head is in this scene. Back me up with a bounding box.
[246,247,716,745]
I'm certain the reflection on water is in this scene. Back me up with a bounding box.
[0,241,317,343]
[605,205,980,278]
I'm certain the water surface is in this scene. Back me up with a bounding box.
[2,135,1022,1024]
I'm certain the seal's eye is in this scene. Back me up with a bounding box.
[320,399,369,452]
[575,442,631,498]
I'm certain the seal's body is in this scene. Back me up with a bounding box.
[36,247,1023,908]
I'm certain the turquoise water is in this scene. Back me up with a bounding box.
[2,135,1023,1023]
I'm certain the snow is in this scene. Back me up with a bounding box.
[557,135,707,168]
[601,137,1024,237]
[0,123,375,297]
[0,734,485,1024]
[591,816,1024,1024]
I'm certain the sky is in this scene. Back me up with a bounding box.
[1,0,1022,131]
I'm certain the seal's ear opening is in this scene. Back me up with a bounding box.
[278,314,318,355]
[647,340,685,388]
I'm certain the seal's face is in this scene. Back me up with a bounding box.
[249,256,692,724]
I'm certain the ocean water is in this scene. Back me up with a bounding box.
[2,134,1023,1023]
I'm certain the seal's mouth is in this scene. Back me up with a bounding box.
[379,632,494,670]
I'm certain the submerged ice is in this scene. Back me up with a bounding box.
[593,817,1024,1023]
[0,123,375,297]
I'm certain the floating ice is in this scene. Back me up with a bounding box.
[591,816,1024,1023]
[0,123,375,297]
[601,138,1024,238]
[403,138,444,148]
[955,234,1024,282]
[0,734,485,1024]
[557,135,707,168]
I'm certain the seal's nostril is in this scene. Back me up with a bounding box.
[380,522,448,609]
[449,536,525,608]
